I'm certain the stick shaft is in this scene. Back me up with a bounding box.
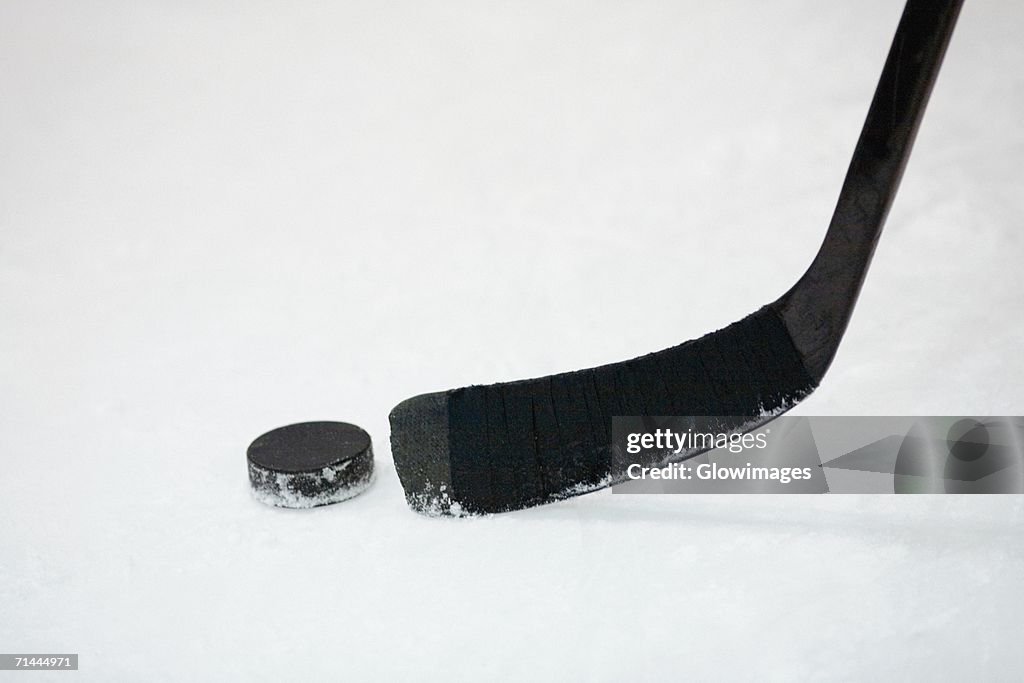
[777,0,965,379]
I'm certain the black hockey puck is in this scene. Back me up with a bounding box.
[247,421,374,508]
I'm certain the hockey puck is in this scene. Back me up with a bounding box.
[247,421,374,508]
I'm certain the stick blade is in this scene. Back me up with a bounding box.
[389,305,816,515]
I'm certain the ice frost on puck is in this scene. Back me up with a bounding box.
[247,421,374,508]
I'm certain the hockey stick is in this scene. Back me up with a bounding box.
[389,0,964,515]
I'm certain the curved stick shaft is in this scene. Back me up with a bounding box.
[776,0,964,380]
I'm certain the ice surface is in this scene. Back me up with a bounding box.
[2,0,1023,680]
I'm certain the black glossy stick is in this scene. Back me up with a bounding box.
[390,0,964,515]
[775,0,964,379]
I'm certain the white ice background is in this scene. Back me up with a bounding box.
[2,0,1023,680]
